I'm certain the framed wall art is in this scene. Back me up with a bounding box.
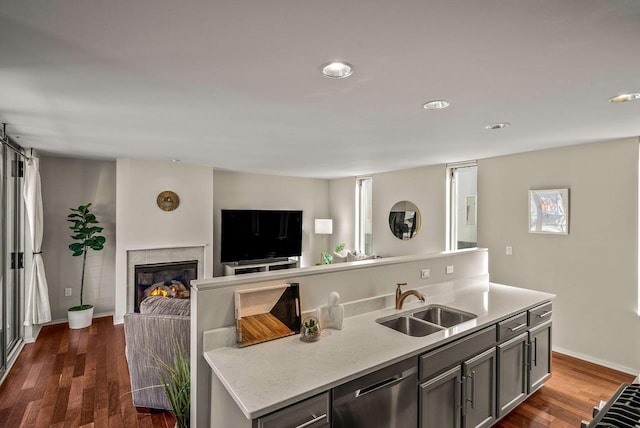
[528,188,569,234]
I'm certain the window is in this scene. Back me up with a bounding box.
[447,163,477,250]
[356,177,373,255]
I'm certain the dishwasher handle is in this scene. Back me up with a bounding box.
[355,375,404,398]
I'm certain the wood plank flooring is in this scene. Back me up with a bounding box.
[0,316,174,428]
[0,316,636,427]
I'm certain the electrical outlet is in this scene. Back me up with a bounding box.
[506,246,513,255]
[446,265,454,274]
[421,269,431,279]
[64,288,72,297]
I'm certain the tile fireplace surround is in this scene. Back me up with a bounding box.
[126,244,205,314]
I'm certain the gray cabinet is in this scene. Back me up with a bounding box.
[496,303,553,420]
[253,392,329,428]
[496,332,528,418]
[528,320,552,393]
[463,348,496,428]
[420,366,462,428]
[419,327,497,428]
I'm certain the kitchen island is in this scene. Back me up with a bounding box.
[204,280,554,427]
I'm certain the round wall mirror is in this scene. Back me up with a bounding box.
[389,201,421,240]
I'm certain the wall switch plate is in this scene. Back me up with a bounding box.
[64,288,72,297]
[446,265,454,274]
[506,246,513,255]
[421,269,431,279]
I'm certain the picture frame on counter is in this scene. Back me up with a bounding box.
[528,188,569,234]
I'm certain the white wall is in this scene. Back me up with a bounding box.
[329,166,446,257]
[478,138,640,372]
[212,170,330,275]
[115,159,214,323]
[40,156,117,321]
[372,165,446,256]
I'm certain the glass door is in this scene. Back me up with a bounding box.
[0,138,25,377]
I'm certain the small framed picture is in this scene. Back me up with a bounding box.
[528,188,569,234]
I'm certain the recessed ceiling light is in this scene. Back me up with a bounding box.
[485,122,510,130]
[422,100,450,110]
[321,62,353,79]
[608,93,640,103]
[171,159,181,162]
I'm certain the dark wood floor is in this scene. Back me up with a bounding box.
[0,316,174,428]
[0,316,635,427]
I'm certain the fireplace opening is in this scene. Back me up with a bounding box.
[134,260,197,313]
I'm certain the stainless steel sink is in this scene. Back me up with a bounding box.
[376,305,477,337]
[378,316,444,337]
[411,305,477,328]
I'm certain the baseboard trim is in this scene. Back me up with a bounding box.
[553,346,639,376]
[47,311,115,326]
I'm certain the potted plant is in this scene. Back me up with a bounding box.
[67,203,105,329]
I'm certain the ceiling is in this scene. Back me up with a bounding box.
[1,1,639,179]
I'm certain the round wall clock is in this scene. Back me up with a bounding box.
[157,191,180,211]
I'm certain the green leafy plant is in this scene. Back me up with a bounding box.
[153,344,190,428]
[303,317,319,334]
[335,243,345,253]
[67,203,105,310]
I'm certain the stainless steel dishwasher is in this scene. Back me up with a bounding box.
[332,357,418,428]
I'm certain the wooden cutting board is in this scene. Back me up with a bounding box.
[237,313,294,347]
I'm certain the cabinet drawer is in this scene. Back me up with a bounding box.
[420,326,496,380]
[528,302,552,328]
[497,312,528,342]
[255,392,330,428]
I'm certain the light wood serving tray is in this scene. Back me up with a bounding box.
[234,283,301,347]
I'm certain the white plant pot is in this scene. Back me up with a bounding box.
[68,306,94,329]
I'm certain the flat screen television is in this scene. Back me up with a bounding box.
[221,210,303,263]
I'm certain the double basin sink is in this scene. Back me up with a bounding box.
[376,305,477,337]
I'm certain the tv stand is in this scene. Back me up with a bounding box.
[223,258,299,276]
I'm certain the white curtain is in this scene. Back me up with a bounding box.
[23,156,51,326]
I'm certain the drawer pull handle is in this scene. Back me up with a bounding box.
[509,323,528,332]
[537,310,552,319]
[295,413,327,428]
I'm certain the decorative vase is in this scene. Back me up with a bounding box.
[68,306,94,329]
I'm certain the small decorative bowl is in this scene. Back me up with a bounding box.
[300,316,321,342]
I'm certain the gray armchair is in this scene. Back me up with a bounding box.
[123,296,190,411]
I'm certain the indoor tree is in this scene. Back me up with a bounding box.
[68,203,106,310]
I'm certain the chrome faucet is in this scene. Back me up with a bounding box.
[395,282,425,310]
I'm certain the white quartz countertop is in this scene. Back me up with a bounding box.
[204,282,554,420]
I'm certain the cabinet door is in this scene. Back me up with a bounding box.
[497,332,528,418]
[529,321,552,393]
[463,348,496,428]
[420,366,462,428]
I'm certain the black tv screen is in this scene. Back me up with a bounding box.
[221,210,303,263]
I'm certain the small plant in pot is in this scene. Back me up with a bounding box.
[67,203,106,329]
